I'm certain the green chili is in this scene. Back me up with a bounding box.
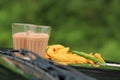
[72,51,105,64]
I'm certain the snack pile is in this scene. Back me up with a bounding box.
[45,44,105,66]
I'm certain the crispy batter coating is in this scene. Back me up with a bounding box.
[45,44,105,66]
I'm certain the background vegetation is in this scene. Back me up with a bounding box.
[0,0,120,62]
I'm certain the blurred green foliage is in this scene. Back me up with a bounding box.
[0,0,120,62]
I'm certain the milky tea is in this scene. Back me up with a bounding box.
[27,33,49,57]
[12,32,27,57]
[12,23,51,58]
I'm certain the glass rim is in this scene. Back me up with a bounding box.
[12,23,51,29]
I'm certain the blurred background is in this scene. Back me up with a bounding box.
[0,0,120,62]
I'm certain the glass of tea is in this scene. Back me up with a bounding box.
[12,23,27,50]
[27,25,51,57]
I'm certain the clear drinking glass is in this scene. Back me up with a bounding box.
[12,23,29,57]
[12,23,28,50]
[27,25,51,57]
